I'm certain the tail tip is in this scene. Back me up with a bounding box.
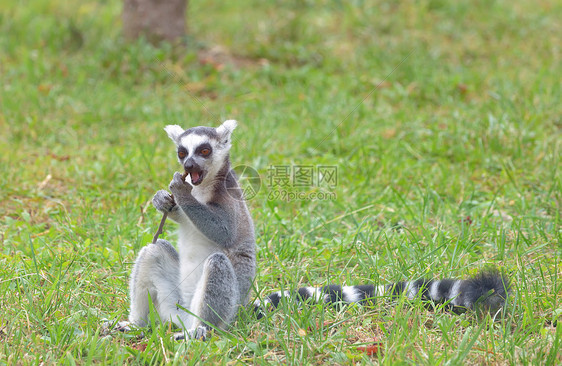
[468,268,511,314]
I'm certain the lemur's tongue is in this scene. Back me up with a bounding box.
[190,171,200,184]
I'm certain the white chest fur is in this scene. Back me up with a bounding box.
[190,184,214,205]
[174,181,220,304]
[176,213,219,304]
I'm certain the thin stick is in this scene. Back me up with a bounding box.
[152,211,168,244]
[151,172,188,244]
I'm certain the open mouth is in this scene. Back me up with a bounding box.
[187,169,205,185]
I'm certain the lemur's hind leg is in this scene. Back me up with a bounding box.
[175,253,239,340]
[128,239,183,327]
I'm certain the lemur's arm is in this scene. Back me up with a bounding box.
[168,172,236,247]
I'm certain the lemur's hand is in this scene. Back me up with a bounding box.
[169,171,193,203]
[152,190,176,213]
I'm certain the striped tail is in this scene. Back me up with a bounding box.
[254,270,510,319]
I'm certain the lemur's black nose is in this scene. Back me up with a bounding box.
[183,158,198,172]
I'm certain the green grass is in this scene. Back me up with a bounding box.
[1,0,561,364]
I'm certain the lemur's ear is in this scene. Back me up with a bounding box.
[216,120,237,144]
[164,125,184,143]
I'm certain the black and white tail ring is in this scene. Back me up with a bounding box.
[254,269,510,318]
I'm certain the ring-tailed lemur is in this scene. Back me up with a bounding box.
[254,269,510,318]
[122,120,509,341]
[126,120,256,340]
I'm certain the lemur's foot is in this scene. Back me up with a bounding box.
[115,321,133,332]
[173,326,207,341]
[152,190,176,213]
[100,320,144,337]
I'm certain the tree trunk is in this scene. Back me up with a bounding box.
[122,0,187,42]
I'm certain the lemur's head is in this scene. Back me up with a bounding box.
[164,120,237,186]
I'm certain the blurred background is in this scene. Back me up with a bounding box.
[0,0,560,363]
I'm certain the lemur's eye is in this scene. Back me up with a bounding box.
[178,150,187,159]
[200,148,211,156]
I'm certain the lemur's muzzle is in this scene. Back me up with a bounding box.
[184,159,205,186]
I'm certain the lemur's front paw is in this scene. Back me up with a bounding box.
[153,190,176,213]
[169,172,192,202]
